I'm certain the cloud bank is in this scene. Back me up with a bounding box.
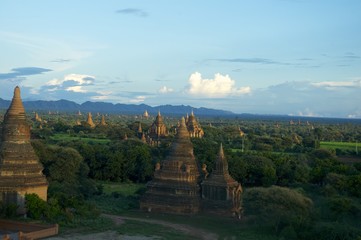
[43,74,94,93]
[311,79,361,88]
[0,67,52,80]
[187,72,251,97]
[2,68,359,118]
[46,74,94,87]
[237,80,361,118]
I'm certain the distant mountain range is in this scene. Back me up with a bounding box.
[0,98,234,116]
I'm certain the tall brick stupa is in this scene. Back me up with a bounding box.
[0,86,48,214]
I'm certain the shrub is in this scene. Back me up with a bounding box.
[25,193,48,220]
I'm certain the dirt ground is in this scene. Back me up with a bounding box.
[46,230,159,240]
[103,214,218,240]
[46,214,218,240]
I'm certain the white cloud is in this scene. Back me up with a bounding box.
[311,79,361,88]
[91,91,113,100]
[47,87,58,92]
[91,95,111,100]
[187,72,250,97]
[46,73,94,86]
[64,74,94,85]
[42,73,95,94]
[295,108,320,117]
[347,108,361,118]
[46,78,63,86]
[158,86,174,94]
[129,96,146,103]
[66,86,87,93]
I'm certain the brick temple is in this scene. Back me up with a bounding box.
[201,144,243,216]
[0,86,48,214]
[141,117,242,216]
[140,117,201,214]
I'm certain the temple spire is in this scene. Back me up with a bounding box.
[101,115,106,125]
[186,110,204,138]
[214,143,228,175]
[143,110,149,118]
[5,86,26,120]
[86,112,95,128]
[201,142,242,216]
[138,122,143,133]
[219,143,225,158]
[178,117,187,132]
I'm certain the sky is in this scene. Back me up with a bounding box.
[0,0,360,118]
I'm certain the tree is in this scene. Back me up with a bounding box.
[243,186,313,234]
[346,174,361,197]
[192,138,218,172]
[228,154,247,183]
[309,149,341,185]
[242,155,277,187]
[122,140,153,182]
[32,140,99,199]
[47,146,83,183]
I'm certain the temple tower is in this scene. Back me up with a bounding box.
[99,115,107,126]
[0,86,48,214]
[201,144,242,216]
[141,133,147,144]
[149,111,167,138]
[149,112,168,146]
[143,110,149,118]
[86,112,96,128]
[239,127,245,137]
[33,112,42,122]
[140,117,200,214]
[138,122,143,135]
[186,111,204,138]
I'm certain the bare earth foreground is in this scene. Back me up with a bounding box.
[46,214,218,240]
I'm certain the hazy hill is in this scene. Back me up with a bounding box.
[0,98,234,116]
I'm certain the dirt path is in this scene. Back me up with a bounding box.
[46,231,157,240]
[102,213,219,240]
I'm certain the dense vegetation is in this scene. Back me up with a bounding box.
[1,111,361,239]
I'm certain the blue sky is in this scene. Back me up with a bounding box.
[0,0,360,117]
